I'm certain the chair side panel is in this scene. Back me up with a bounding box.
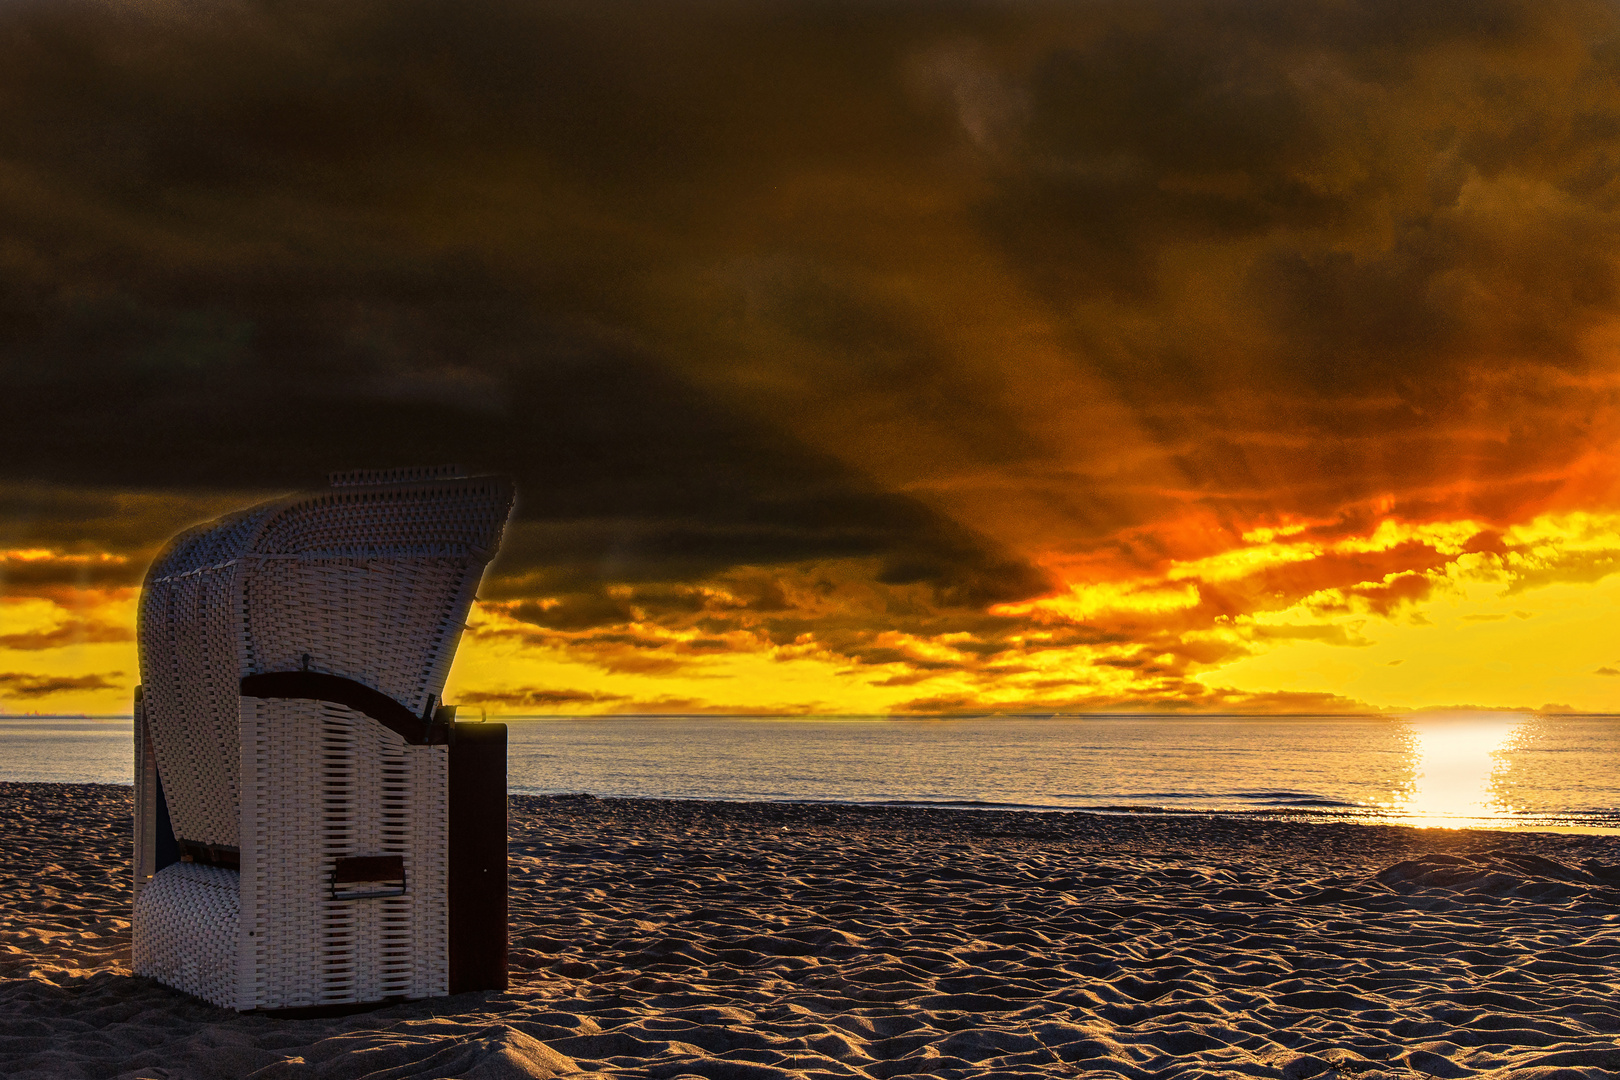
[133,692,154,901]
[240,698,448,1011]
[449,723,508,993]
[138,561,244,847]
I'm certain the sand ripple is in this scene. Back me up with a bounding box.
[3,784,1620,1079]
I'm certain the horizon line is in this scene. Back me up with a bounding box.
[8,709,1610,721]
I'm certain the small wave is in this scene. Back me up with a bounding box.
[1244,795,1364,808]
[1093,790,1363,808]
[860,797,1079,812]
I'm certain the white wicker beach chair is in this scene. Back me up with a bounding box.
[131,466,515,1011]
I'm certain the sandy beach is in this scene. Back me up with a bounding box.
[3,783,1620,1079]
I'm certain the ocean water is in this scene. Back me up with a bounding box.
[5,712,1618,832]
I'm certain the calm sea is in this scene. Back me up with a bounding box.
[4,713,1617,832]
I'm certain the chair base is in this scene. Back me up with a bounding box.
[131,864,242,1009]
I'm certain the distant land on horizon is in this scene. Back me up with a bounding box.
[5,709,1615,723]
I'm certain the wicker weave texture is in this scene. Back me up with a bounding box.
[132,863,242,1009]
[242,557,476,720]
[240,698,448,1009]
[138,508,275,848]
[140,561,249,846]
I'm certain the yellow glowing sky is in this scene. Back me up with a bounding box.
[7,508,1618,716]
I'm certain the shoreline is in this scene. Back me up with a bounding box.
[13,778,1617,836]
[508,793,1620,836]
[4,782,1620,1078]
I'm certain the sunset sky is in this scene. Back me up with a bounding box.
[5,0,1620,716]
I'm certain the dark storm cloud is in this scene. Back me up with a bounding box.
[0,484,251,555]
[0,0,1054,605]
[5,0,1620,705]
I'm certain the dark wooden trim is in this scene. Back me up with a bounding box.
[449,723,508,994]
[152,769,180,875]
[178,840,240,869]
[332,854,406,899]
[333,855,405,883]
[240,671,432,744]
[137,701,182,877]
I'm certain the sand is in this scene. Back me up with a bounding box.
[3,783,1620,1079]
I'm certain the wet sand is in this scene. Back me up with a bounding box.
[4,782,1620,1079]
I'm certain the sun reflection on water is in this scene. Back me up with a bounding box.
[1390,713,1529,828]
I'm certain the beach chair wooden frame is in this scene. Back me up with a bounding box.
[131,466,514,1011]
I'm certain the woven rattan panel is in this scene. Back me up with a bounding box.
[239,698,448,1010]
[132,863,242,1010]
[140,556,256,848]
[252,479,511,557]
[239,478,512,717]
[241,557,479,720]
